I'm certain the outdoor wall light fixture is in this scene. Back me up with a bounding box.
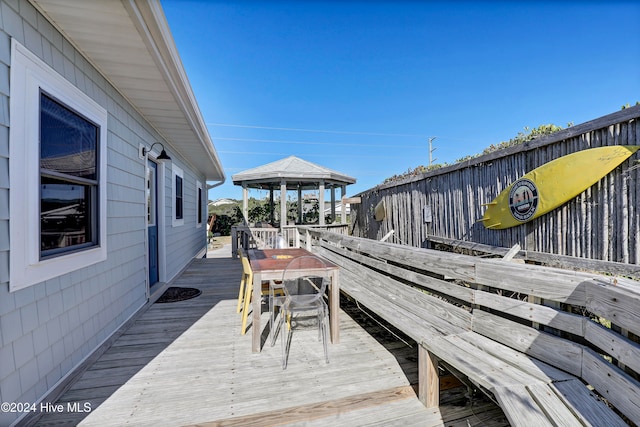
[142,142,171,161]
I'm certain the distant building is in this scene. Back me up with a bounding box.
[209,198,238,207]
[324,202,351,216]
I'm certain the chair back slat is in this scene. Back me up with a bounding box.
[281,256,329,306]
[278,254,330,369]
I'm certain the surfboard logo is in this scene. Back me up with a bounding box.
[508,179,539,222]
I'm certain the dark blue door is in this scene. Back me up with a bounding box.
[147,160,159,286]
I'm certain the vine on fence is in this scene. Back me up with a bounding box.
[383,123,572,184]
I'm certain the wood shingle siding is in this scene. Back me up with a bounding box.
[0,1,216,425]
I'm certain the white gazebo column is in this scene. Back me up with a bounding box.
[340,185,347,224]
[330,185,336,223]
[269,186,275,224]
[242,184,249,224]
[297,186,303,223]
[280,180,287,231]
[318,180,325,226]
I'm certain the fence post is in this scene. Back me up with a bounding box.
[418,346,439,408]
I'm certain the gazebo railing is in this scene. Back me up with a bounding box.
[230,223,349,257]
[231,226,278,257]
[231,225,299,257]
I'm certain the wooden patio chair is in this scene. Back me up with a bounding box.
[236,248,248,314]
[239,253,284,335]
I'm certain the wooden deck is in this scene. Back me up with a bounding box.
[35,255,507,427]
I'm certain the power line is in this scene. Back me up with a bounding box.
[213,136,423,149]
[219,150,419,159]
[208,123,426,138]
[210,123,486,145]
[223,166,396,176]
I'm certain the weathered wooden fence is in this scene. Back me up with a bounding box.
[350,105,640,265]
[303,228,640,425]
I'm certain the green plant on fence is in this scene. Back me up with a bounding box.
[382,123,572,185]
[476,123,571,158]
[382,163,447,184]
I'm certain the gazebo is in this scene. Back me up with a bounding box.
[232,156,356,229]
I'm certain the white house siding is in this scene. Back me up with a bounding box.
[0,1,207,425]
[165,161,208,279]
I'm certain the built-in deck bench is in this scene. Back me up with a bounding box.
[302,228,640,426]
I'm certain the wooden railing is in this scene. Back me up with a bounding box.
[425,234,640,280]
[230,224,348,257]
[305,228,640,425]
[231,226,289,257]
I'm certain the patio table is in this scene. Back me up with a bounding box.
[248,248,340,352]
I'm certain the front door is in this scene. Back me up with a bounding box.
[147,159,159,287]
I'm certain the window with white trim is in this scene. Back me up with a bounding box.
[9,40,107,291]
[172,165,184,226]
[40,93,99,257]
[196,180,203,228]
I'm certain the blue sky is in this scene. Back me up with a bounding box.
[162,1,640,201]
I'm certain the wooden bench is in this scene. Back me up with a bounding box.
[303,229,640,426]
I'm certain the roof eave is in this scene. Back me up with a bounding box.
[30,0,225,182]
[233,174,356,187]
[129,0,224,181]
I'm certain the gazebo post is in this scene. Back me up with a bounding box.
[280,179,287,231]
[269,186,275,225]
[330,185,336,223]
[242,184,249,224]
[340,185,346,224]
[297,186,303,224]
[318,180,325,226]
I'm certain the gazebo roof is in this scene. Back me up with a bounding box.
[232,156,356,190]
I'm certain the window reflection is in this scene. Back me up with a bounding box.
[175,175,183,220]
[40,178,92,252]
[40,94,97,180]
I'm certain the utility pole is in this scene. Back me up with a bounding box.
[428,136,437,166]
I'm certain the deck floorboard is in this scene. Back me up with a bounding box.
[35,254,507,427]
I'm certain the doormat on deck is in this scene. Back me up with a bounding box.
[155,287,202,303]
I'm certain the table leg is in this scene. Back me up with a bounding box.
[252,272,262,352]
[329,269,340,343]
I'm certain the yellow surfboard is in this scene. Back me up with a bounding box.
[480,145,640,229]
